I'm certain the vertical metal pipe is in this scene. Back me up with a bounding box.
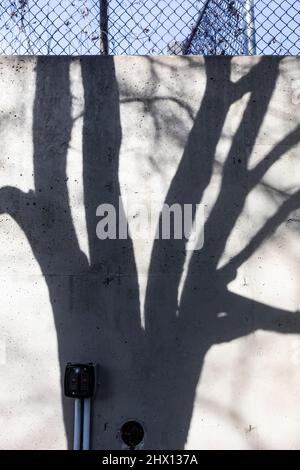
[82,398,91,450]
[244,0,257,54]
[73,398,82,450]
[100,0,109,55]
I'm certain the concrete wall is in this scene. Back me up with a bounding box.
[0,56,300,449]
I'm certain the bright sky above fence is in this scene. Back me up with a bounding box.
[0,0,299,55]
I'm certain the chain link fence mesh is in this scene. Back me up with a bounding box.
[0,1,299,55]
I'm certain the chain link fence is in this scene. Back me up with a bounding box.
[0,1,299,55]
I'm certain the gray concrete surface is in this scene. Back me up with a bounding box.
[0,56,300,449]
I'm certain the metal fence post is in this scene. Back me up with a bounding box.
[100,0,109,55]
[244,0,257,55]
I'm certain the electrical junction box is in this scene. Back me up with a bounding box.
[64,363,95,399]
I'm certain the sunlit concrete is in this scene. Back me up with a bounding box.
[0,56,300,449]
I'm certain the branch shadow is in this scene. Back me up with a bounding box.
[143,56,300,448]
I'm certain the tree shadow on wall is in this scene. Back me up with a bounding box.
[1,56,300,449]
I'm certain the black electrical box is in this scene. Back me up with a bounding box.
[64,363,95,398]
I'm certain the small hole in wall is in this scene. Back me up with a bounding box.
[121,420,144,448]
